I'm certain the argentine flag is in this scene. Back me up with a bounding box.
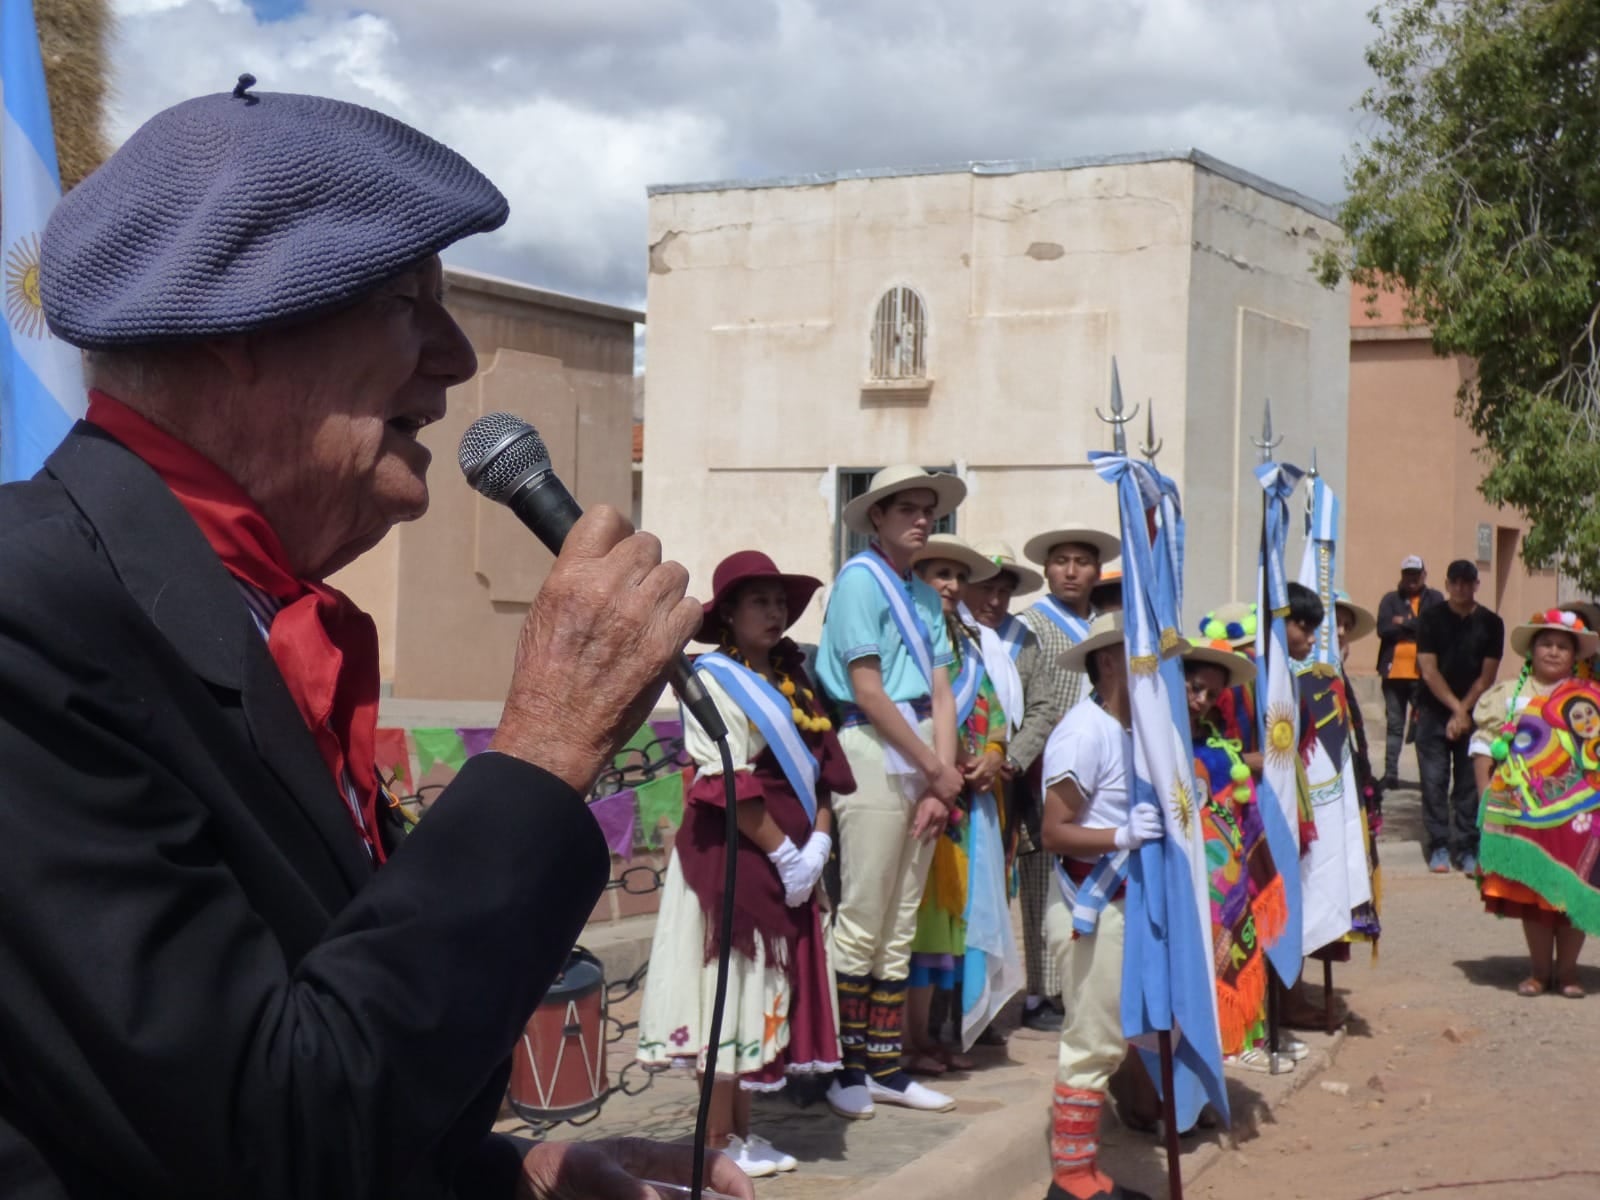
[1295,475,1370,954]
[1091,451,1229,1131]
[1254,460,1307,981]
[1,0,84,483]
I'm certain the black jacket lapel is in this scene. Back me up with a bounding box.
[47,424,373,895]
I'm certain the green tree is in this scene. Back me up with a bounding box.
[1319,0,1600,589]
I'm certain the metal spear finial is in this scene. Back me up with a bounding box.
[1139,400,1163,463]
[1095,357,1139,455]
[1251,397,1283,465]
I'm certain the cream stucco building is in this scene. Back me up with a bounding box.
[643,151,1349,638]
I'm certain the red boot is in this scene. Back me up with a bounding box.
[1045,1084,1151,1200]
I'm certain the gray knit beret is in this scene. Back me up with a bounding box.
[41,76,509,349]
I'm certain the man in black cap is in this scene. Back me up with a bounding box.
[0,80,750,1200]
[1415,560,1505,875]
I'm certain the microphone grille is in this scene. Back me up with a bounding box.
[458,412,550,503]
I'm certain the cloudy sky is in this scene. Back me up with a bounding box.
[110,0,1379,312]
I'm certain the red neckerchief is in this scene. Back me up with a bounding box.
[87,391,387,863]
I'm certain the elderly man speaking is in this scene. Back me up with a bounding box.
[0,80,751,1200]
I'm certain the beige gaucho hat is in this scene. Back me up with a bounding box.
[1024,527,1122,568]
[1332,590,1377,642]
[842,464,967,537]
[1509,608,1600,661]
[911,534,1000,583]
[1182,640,1258,690]
[969,540,1045,595]
[1055,610,1188,673]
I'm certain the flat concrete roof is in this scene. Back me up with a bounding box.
[647,148,1337,224]
[443,265,645,326]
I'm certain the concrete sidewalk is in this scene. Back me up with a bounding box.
[507,946,1350,1200]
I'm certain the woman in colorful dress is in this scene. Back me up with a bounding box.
[1183,639,1289,1071]
[905,535,1020,1072]
[637,551,854,1178]
[1470,609,1600,999]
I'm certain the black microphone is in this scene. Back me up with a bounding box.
[458,411,728,741]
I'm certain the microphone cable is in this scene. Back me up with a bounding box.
[689,732,739,1200]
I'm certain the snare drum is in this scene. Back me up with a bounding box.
[507,947,608,1124]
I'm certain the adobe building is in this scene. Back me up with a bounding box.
[642,151,1349,640]
[1343,287,1558,677]
[332,266,642,710]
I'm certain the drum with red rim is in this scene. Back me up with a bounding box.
[507,947,608,1124]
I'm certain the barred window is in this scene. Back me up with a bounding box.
[869,286,928,381]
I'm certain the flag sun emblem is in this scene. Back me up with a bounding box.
[1265,700,1297,769]
[5,233,48,339]
[1170,777,1194,837]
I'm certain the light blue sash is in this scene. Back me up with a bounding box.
[950,629,988,729]
[838,550,935,688]
[1054,850,1131,935]
[994,613,1028,662]
[694,653,820,826]
[1030,595,1093,645]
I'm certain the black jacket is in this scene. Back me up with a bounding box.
[1375,586,1445,677]
[0,425,609,1198]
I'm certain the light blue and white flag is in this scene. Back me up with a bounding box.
[1254,460,1306,982]
[1090,450,1229,1131]
[0,0,84,483]
[1294,475,1370,954]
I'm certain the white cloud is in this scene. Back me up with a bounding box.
[107,0,1374,309]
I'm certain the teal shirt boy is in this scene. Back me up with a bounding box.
[818,556,954,704]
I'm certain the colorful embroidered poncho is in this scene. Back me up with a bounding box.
[1479,677,1600,935]
[1194,734,1278,1055]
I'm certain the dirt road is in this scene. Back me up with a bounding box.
[1193,794,1600,1200]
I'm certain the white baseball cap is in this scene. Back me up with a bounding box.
[1400,555,1425,572]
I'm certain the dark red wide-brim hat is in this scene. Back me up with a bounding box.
[694,550,823,645]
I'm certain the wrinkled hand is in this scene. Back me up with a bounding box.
[493,507,701,794]
[910,793,949,841]
[1114,803,1165,851]
[927,760,965,805]
[963,749,1005,794]
[519,1138,753,1200]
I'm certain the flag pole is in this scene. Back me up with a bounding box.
[1145,405,1186,1200]
[1251,399,1289,1074]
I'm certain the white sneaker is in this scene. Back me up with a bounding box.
[1225,1046,1295,1074]
[825,1078,875,1120]
[866,1075,956,1112]
[741,1134,797,1172]
[1278,1034,1311,1061]
[725,1136,778,1179]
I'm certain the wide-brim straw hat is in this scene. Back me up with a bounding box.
[1023,527,1122,568]
[970,540,1045,595]
[911,534,1000,583]
[1183,640,1258,690]
[1198,602,1259,651]
[1090,565,1123,608]
[1333,590,1377,642]
[694,550,823,645]
[841,465,966,536]
[1510,608,1600,661]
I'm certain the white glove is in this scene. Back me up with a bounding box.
[798,830,833,882]
[1113,804,1165,851]
[767,837,814,907]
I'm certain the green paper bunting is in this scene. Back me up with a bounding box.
[412,727,468,775]
[633,771,685,848]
